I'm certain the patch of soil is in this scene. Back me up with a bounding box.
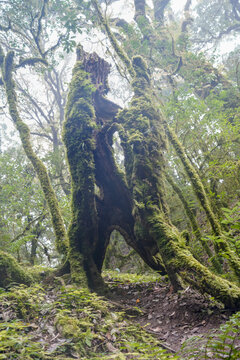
[106,277,234,352]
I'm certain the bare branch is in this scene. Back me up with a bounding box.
[17,84,50,126]
[36,0,49,43]
[11,213,47,243]
[230,0,240,21]
[30,131,53,142]
[44,35,63,57]
[16,57,48,69]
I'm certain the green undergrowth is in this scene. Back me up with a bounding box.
[1,275,239,359]
[27,265,55,282]
[179,311,240,359]
[0,281,178,360]
[0,320,45,360]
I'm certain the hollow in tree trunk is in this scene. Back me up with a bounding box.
[63,48,240,309]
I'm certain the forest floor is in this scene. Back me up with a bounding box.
[104,271,236,353]
[0,270,240,359]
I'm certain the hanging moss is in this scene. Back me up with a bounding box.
[0,48,68,256]
[0,251,33,288]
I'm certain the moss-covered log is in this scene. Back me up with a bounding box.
[0,251,33,288]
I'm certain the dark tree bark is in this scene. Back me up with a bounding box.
[63,47,240,308]
[63,48,166,292]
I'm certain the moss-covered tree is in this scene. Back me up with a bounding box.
[61,43,240,308]
[1,0,240,311]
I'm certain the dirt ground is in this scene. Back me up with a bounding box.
[1,273,239,359]
[106,276,235,353]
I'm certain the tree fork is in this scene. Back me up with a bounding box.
[93,0,237,275]
[63,41,240,306]
[90,1,240,291]
[93,125,166,273]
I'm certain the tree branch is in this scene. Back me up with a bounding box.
[11,213,47,243]
[36,0,49,43]
[16,57,48,69]
[91,0,135,78]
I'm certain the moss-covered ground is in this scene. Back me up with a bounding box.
[0,271,177,360]
[0,270,239,359]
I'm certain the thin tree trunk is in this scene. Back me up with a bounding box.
[165,172,222,273]
[0,48,68,256]
[165,124,240,277]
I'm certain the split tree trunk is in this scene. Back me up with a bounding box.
[63,49,165,292]
[64,48,240,308]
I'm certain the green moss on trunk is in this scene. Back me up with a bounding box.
[0,251,33,288]
[165,172,222,273]
[0,48,68,256]
[92,0,135,78]
[165,125,240,278]
[117,55,240,308]
[166,125,222,236]
[63,61,105,291]
[149,212,240,309]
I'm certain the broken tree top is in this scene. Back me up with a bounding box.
[76,45,111,95]
[76,45,121,121]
